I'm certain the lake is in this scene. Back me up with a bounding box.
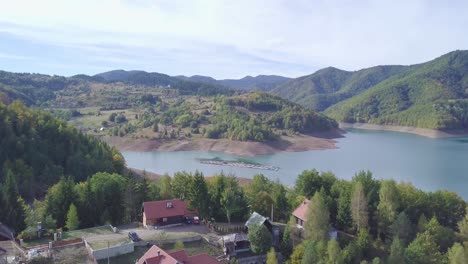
[122,129,468,199]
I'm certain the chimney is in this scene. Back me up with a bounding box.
[157,250,160,256]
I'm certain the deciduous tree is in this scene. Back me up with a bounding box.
[351,182,368,232]
[305,191,330,241]
[248,224,272,254]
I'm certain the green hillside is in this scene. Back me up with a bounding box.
[0,69,233,108]
[0,101,124,201]
[271,65,407,111]
[325,50,468,129]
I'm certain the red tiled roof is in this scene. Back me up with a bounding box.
[292,199,310,222]
[143,199,197,220]
[137,245,178,264]
[137,245,220,264]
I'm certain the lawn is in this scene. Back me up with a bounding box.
[88,237,131,250]
[62,225,115,240]
[23,225,115,248]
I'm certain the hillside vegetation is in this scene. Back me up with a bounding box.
[0,69,233,109]
[325,50,468,129]
[178,74,290,91]
[272,66,408,111]
[272,50,468,130]
[0,101,124,201]
[91,91,337,143]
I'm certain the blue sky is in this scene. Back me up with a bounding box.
[0,0,467,79]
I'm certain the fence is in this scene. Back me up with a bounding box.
[134,235,202,247]
[210,223,246,234]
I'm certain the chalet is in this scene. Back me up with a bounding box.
[137,245,220,264]
[142,199,197,227]
[292,199,310,228]
[292,199,338,239]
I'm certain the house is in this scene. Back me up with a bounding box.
[244,212,280,246]
[137,245,220,264]
[142,199,197,227]
[292,199,338,239]
[292,199,310,228]
[222,233,250,256]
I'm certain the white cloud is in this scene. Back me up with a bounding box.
[0,0,467,78]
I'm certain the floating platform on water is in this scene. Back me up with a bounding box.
[199,158,279,171]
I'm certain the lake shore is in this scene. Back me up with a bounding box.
[129,167,252,186]
[103,129,342,157]
[339,122,468,138]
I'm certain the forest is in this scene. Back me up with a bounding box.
[0,101,125,231]
[3,166,467,263]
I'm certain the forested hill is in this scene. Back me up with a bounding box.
[325,50,468,129]
[271,65,408,111]
[0,69,233,108]
[0,101,125,201]
[271,50,468,129]
[94,70,232,96]
[177,74,290,91]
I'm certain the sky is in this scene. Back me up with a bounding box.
[0,0,467,79]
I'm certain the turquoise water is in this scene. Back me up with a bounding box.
[122,129,468,199]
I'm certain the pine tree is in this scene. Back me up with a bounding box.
[65,203,79,231]
[351,182,369,232]
[280,224,293,258]
[266,247,278,264]
[377,180,399,236]
[387,237,405,264]
[447,243,466,264]
[2,169,26,232]
[189,171,209,219]
[417,214,428,233]
[305,191,330,241]
[327,239,345,264]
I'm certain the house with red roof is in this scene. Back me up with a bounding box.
[292,199,310,228]
[142,199,198,227]
[292,199,338,239]
[137,245,220,264]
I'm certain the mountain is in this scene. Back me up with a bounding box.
[219,75,290,91]
[271,66,408,111]
[177,74,290,91]
[95,70,232,96]
[325,50,468,129]
[0,69,234,107]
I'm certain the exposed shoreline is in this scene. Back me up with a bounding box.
[103,129,342,157]
[339,122,468,139]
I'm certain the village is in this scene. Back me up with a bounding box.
[0,197,326,264]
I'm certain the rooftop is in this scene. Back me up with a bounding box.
[245,212,270,228]
[137,245,220,264]
[143,199,197,220]
[292,199,310,222]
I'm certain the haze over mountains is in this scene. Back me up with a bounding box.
[1,50,467,130]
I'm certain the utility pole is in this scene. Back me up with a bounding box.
[107,241,110,264]
[271,203,274,223]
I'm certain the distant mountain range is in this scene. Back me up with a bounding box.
[1,50,467,130]
[176,74,290,91]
